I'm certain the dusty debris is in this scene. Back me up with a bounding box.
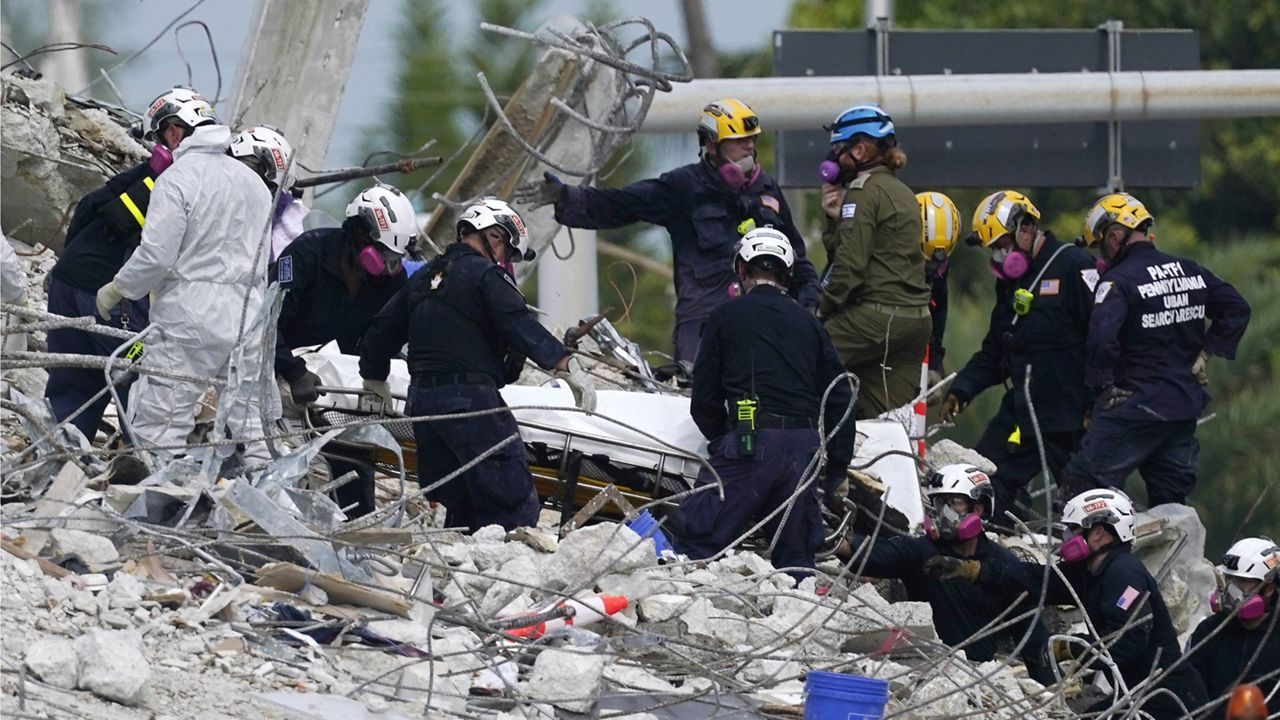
[75,629,153,705]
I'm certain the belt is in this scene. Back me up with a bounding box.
[750,414,817,430]
[411,372,495,388]
[867,302,930,318]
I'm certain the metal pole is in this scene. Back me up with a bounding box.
[864,0,895,30]
[638,69,1280,132]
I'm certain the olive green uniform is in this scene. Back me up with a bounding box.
[819,167,931,418]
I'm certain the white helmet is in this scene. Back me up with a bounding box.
[735,227,794,269]
[456,198,533,262]
[144,87,215,140]
[922,464,994,541]
[1218,537,1280,583]
[1062,488,1136,543]
[345,183,418,254]
[230,125,296,191]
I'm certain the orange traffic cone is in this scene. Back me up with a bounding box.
[1225,683,1267,720]
[503,595,628,639]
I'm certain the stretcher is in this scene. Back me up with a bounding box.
[297,342,924,529]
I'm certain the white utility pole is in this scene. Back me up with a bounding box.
[229,0,370,199]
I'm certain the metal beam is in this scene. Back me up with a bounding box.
[639,70,1280,133]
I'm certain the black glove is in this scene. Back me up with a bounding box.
[923,555,981,583]
[513,171,565,209]
[289,370,323,405]
[1096,384,1133,411]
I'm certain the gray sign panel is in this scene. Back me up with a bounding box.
[772,29,1199,189]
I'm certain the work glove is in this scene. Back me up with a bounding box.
[554,356,597,413]
[820,183,844,220]
[95,281,124,321]
[359,378,392,414]
[923,555,981,583]
[1191,350,1211,386]
[513,171,565,210]
[940,393,966,423]
[1096,384,1133,411]
[289,370,324,405]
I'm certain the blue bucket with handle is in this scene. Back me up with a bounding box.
[625,510,673,557]
[804,670,889,719]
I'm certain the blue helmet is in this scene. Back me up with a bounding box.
[827,104,895,145]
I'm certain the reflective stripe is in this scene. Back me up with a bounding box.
[143,177,154,190]
[1007,425,1021,446]
[118,192,146,228]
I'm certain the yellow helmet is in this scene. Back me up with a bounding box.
[1082,193,1154,247]
[917,191,960,258]
[696,98,761,144]
[969,190,1041,248]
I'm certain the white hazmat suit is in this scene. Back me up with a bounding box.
[113,124,273,460]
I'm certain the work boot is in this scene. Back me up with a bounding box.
[105,454,150,485]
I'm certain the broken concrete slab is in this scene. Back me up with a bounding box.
[544,521,655,589]
[925,439,996,475]
[523,646,607,713]
[638,593,692,623]
[74,628,151,705]
[25,636,78,689]
[48,528,119,565]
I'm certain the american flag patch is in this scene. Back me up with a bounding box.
[1039,279,1060,296]
[1116,585,1140,610]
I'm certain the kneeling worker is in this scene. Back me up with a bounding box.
[674,227,855,579]
[928,488,1207,718]
[358,199,595,532]
[1186,537,1279,720]
[840,464,1056,685]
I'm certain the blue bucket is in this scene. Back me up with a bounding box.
[803,670,890,720]
[625,510,673,557]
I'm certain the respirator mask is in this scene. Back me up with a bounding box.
[719,154,760,192]
[1210,580,1270,621]
[923,497,984,542]
[357,244,404,276]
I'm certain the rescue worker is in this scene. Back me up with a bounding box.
[41,87,197,439]
[95,88,273,464]
[817,104,931,418]
[515,98,821,363]
[928,488,1209,718]
[838,464,1055,685]
[271,183,415,517]
[226,125,307,261]
[1187,537,1279,720]
[917,191,961,390]
[672,228,854,580]
[358,199,595,532]
[941,191,1097,521]
[1065,193,1251,507]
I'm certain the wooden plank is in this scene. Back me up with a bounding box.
[255,562,412,618]
[1,537,78,583]
[23,461,90,555]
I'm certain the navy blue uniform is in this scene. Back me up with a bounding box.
[1066,243,1250,506]
[851,533,1056,685]
[1186,611,1279,720]
[359,243,566,532]
[950,235,1097,515]
[45,163,153,439]
[980,546,1208,718]
[271,228,407,516]
[554,162,821,362]
[674,284,854,578]
[927,263,949,372]
[272,228,406,383]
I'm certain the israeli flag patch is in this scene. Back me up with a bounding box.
[1095,280,1114,305]
[841,203,857,219]
[277,256,293,284]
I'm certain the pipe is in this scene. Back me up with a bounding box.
[639,69,1280,132]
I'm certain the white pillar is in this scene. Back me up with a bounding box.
[537,227,597,332]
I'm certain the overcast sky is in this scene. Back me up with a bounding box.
[5,0,791,168]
